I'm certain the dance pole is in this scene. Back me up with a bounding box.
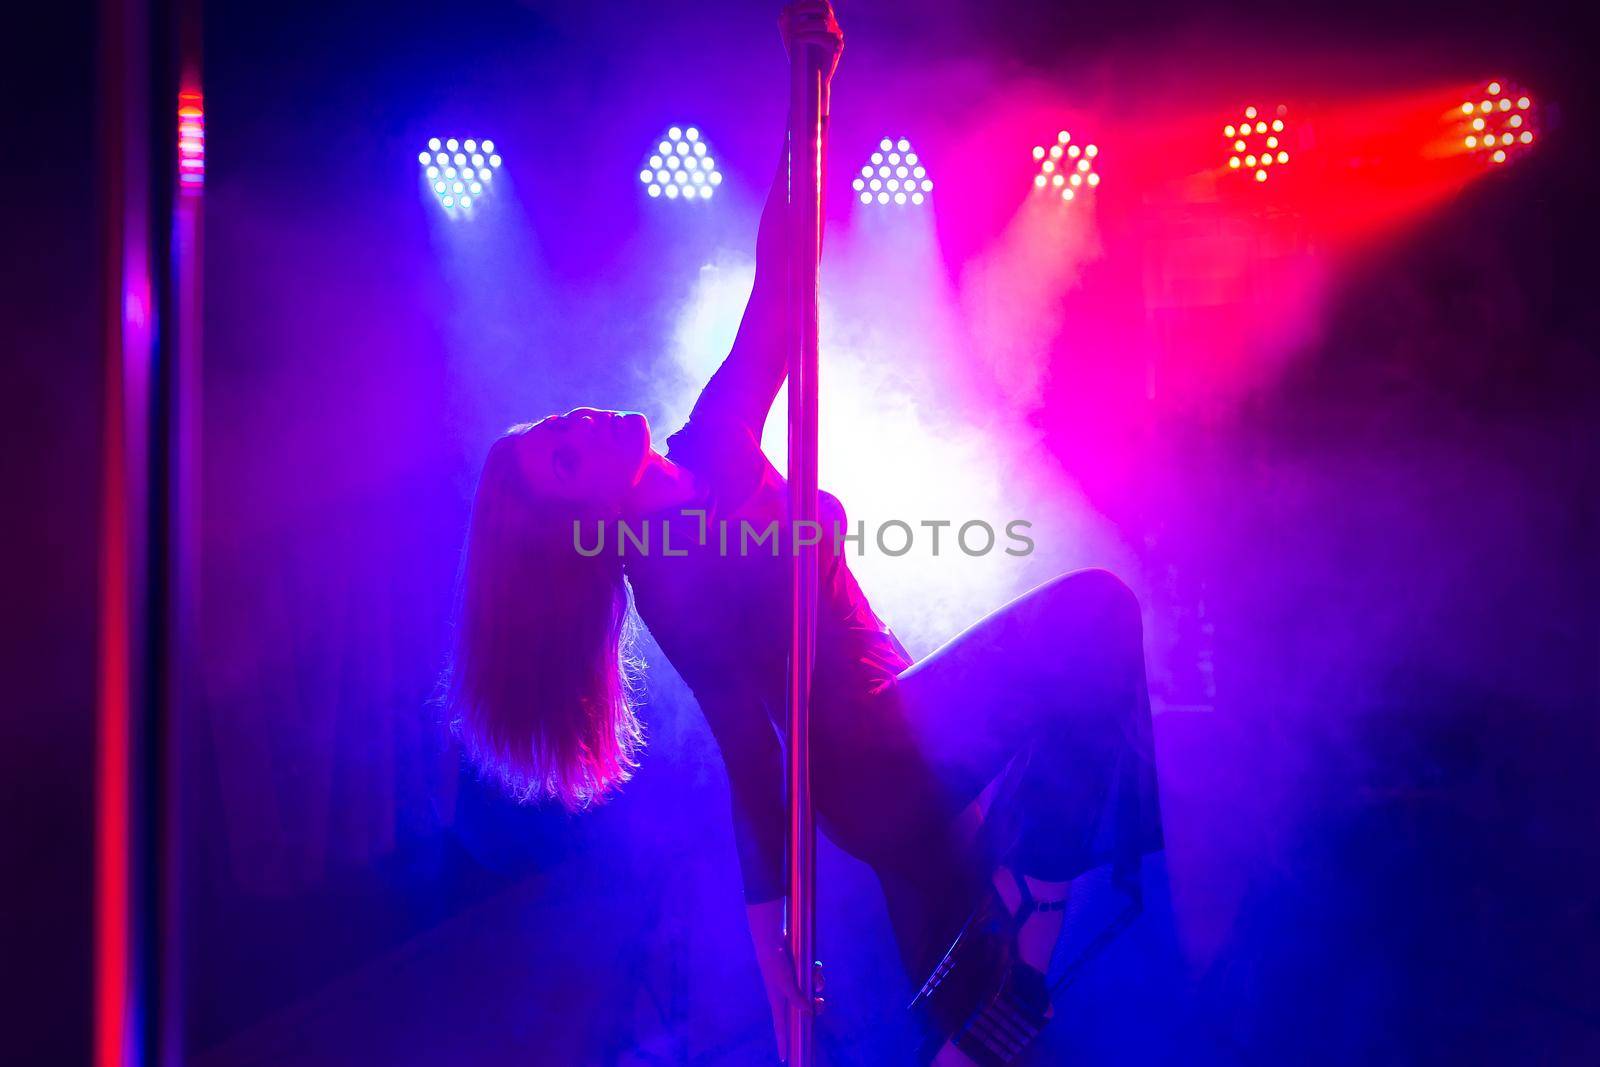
[785,28,827,1067]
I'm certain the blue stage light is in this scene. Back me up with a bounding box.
[642,125,722,201]
[422,136,502,215]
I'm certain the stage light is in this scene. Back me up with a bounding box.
[1457,81,1536,165]
[1027,130,1100,202]
[1222,105,1286,182]
[422,136,502,214]
[1227,105,1289,182]
[177,90,205,191]
[852,137,932,206]
[642,125,722,202]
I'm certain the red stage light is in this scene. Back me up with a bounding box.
[1458,81,1535,165]
[1226,104,1289,183]
[1030,130,1100,202]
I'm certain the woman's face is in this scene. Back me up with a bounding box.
[513,408,654,506]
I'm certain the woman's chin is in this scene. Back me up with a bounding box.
[625,416,656,481]
[625,412,652,452]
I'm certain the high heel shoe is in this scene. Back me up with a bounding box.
[908,869,1065,1065]
[947,869,1063,1065]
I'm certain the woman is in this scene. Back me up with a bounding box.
[445,4,1161,1062]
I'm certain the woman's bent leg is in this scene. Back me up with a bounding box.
[872,569,1161,1059]
[896,566,1158,844]
[887,567,1160,903]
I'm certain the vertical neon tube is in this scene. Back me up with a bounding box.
[161,72,204,1067]
[97,0,151,1061]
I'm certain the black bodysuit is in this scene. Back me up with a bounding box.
[627,403,915,902]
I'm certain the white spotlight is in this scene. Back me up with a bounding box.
[856,136,932,207]
[642,124,723,203]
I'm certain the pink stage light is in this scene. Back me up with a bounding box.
[177,91,205,191]
[421,136,502,214]
[640,126,723,202]
[1226,104,1290,183]
[851,137,933,207]
[1029,130,1100,202]
[1459,81,1535,165]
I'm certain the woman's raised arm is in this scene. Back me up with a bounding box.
[686,1,842,438]
[687,151,792,436]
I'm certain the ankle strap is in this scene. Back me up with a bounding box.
[1007,867,1067,919]
[1009,867,1038,925]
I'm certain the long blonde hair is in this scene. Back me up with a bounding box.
[444,430,644,809]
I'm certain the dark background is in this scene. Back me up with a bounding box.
[4,1,1597,1063]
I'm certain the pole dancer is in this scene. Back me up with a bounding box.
[444,4,1162,1061]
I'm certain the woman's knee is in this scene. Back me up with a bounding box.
[1044,568,1142,637]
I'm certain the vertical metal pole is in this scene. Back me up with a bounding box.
[785,39,826,1067]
